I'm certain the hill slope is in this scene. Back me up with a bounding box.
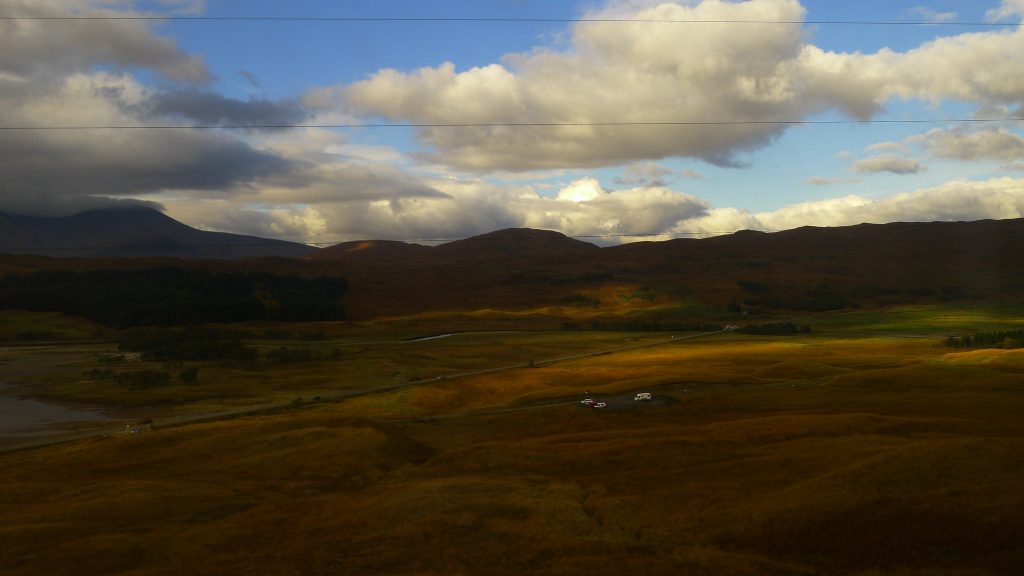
[0,208,315,259]
[433,228,599,260]
[311,240,431,263]
[1,217,1021,321]
[318,218,1024,320]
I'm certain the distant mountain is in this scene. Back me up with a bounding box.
[316,228,597,264]
[311,240,431,262]
[2,216,1022,321]
[314,218,1024,320]
[0,208,315,259]
[433,228,598,260]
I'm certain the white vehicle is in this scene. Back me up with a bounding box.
[580,398,596,406]
[592,402,607,408]
[634,392,652,402]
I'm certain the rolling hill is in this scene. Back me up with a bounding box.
[1,217,1022,322]
[314,218,1024,320]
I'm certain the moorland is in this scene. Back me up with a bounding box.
[1,216,1023,575]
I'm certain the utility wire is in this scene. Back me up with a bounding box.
[1,16,1021,26]
[2,118,1024,131]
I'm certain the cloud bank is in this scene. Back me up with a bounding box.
[338,0,1024,171]
[3,0,1024,246]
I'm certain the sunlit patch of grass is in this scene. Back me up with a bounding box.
[942,348,1024,368]
[808,302,1024,333]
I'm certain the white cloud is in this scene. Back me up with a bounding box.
[867,141,913,155]
[343,0,823,170]
[852,155,925,175]
[760,177,1024,228]
[0,0,210,83]
[165,176,710,244]
[679,177,1024,234]
[912,127,1024,163]
[867,27,1024,107]
[0,1,342,217]
[335,0,1024,172]
[557,177,605,202]
[987,0,1024,21]
[907,7,958,24]
[161,167,1024,247]
[614,161,702,187]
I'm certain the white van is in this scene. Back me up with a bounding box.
[634,392,652,402]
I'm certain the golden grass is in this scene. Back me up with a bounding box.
[3,333,1024,575]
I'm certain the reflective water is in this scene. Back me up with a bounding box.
[0,383,113,440]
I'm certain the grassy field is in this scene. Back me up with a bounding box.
[2,317,1024,575]
[0,310,108,342]
[0,328,697,418]
[803,302,1024,334]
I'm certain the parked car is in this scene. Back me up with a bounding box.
[634,392,652,402]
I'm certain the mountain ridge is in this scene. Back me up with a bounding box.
[0,207,315,259]
[2,211,1022,322]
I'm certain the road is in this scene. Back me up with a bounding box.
[0,329,734,454]
[1,325,954,454]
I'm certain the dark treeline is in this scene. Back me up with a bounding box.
[739,322,811,335]
[0,267,347,327]
[563,320,724,332]
[944,330,1024,350]
[118,327,257,362]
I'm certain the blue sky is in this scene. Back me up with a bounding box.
[3,0,1024,243]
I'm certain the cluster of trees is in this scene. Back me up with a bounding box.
[83,367,199,388]
[265,345,341,363]
[739,322,811,335]
[560,294,600,308]
[617,287,658,303]
[118,327,257,362]
[944,330,1024,350]
[563,320,724,332]
[118,326,341,364]
[732,282,851,313]
[0,267,347,327]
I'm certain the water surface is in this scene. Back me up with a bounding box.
[0,383,114,441]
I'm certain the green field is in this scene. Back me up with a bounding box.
[804,302,1024,333]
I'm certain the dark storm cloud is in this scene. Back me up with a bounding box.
[0,128,299,216]
[0,1,307,219]
[0,193,164,219]
[149,90,308,128]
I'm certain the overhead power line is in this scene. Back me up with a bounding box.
[1,15,1021,27]
[2,118,1023,131]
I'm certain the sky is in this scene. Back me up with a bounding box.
[2,0,1024,245]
